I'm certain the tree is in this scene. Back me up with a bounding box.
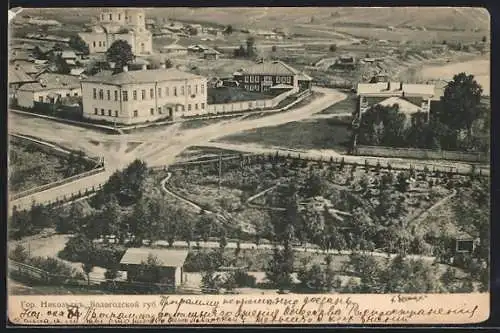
[164,59,173,69]
[303,172,327,198]
[265,244,294,292]
[55,54,70,74]
[234,45,246,58]
[82,262,94,286]
[106,40,134,73]
[439,73,483,140]
[9,244,29,263]
[396,172,410,192]
[329,44,337,52]
[246,36,256,58]
[69,34,89,55]
[201,269,224,294]
[224,25,233,35]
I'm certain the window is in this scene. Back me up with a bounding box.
[94,108,98,115]
[118,14,121,20]
[93,88,97,99]
[103,41,106,47]
[195,85,198,94]
[249,76,253,83]
[133,110,138,117]
[276,76,280,83]
[195,103,198,110]
[66,93,70,97]
[107,90,110,100]
[174,87,177,96]
[101,14,104,21]
[133,90,137,100]
[108,110,112,116]
[74,92,78,96]
[99,89,104,100]
[181,86,185,96]
[114,90,118,101]
[115,110,118,117]
[201,84,204,94]
[98,41,101,47]
[158,88,162,98]
[109,14,112,20]
[150,108,154,115]
[93,41,96,48]
[287,76,291,83]
[150,88,154,99]
[122,91,128,101]
[188,104,192,111]
[255,76,260,82]
[187,85,191,95]
[101,109,105,115]
[158,107,161,114]
[244,76,249,83]
[141,90,146,100]
[201,103,205,109]
[165,87,169,96]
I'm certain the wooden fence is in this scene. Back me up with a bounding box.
[354,145,490,163]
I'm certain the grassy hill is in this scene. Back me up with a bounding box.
[21,7,489,32]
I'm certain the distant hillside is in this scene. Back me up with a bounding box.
[20,7,490,32]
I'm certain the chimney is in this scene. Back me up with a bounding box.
[160,63,166,69]
[142,64,147,70]
[387,82,391,90]
[400,82,403,90]
[123,65,128,72]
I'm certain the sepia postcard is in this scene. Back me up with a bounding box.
[7,6,491,326]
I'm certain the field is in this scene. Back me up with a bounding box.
[333,26,486,43]
[217,118,352,152]
[9,142,72,195]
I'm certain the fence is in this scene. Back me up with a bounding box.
[8,260,219,294]
[354,145,490,163]
[162,150,489,178]
[206,88,298,114]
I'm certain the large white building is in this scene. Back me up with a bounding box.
[78,8,153,55]
[81,65,208,125]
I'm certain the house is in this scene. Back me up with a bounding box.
[16,73,82,109]
[233,60,308,93]
[356,78,435,124]
[119,248,189,288]
[27,18,62,26]
[10,60,47,77]
[187,44,209,54]
[9,65,37,103]
[332,55,357,70]
[81,64,207,124]
[161,43,188,55]
[203,48,221,60]
[78,8,153,55]
[69,67,86,77]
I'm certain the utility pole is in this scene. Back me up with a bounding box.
[218,152,222,194]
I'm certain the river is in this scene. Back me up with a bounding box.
[420,58,490,96]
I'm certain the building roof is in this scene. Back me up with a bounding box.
[377,96,422,114]
[10,50,32,61]
[9,65,36,84]
[240,61,300,76]
[357,82,435,97]
[10,60,43,75]
[163,43,187,50]
[297,72,312,81]
[70,68,86,76]
[61,51,77,59]
[18,73,81,92]
[204,48,221,55]
[83,68,204,85]
[120,248,189,267]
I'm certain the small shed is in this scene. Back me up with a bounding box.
[204,49,221,60]
[119,248,189,288]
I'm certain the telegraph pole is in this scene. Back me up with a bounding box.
[218,152,222,194]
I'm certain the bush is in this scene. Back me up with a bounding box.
[9,244,29,263]
[233,270,257,287]
[59,235,125,268]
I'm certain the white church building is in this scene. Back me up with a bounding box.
[78,8,153,56]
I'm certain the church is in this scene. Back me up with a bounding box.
[78,8,153,56]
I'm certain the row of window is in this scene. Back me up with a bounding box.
[92,84,205,101]
[244,84,261,92]
[38,92,79,102]
[95,108,119,117]
[101,13,141,21]
[92,41,106,48]
[93,103,206,118]
[243,75,292,84]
